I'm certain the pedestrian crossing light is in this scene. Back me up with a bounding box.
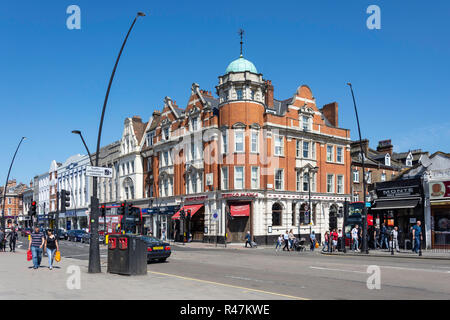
[30,201,37,217]
[118,202,126,215]
[60,190,70,213]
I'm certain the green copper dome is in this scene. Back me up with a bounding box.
[225,55,258,74]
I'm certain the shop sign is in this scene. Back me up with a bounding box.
[184,195,207,202]
[223,192,258,198]
[429,181,450,199]
[377,186,420,198]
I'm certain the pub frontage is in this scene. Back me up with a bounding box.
[371,178,425,250]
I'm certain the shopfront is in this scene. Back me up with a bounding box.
[65,210,88,230]
[429,180,450,249]
[371,178,424,249]
[222,193,256,243]
[172,203,204,242]
[144,205,179,240]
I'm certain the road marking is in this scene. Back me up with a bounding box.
[148,270,309,300]
[379,265,450,274]
[309,266,367,274]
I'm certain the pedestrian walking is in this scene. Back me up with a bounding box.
[275,234,283,251]
[0,229,6,252]
[322,231,329,252]
[351,225,360,252]
[282,230,290,251]
[412,221,423,254]
[244,231,252,248]
[28,226,45,269]
[380,223,389,249]
[44,229,59,270]
[331,229,338,252]
[390,226,400,252]
[7,228,18,252]
[288,229,295,250]
[374,225,381,249]
[310,231,316,251]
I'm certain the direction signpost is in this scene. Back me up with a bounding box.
[86,166,113,178]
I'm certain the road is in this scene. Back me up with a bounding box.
[15,236,450,299]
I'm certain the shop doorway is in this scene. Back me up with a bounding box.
[189,206,205,241]
[227,202,251,243]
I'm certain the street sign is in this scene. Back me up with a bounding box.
[366,202,371,208]
[211,210,220,222]
[86,166,113,178]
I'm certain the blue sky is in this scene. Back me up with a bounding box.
[1,0,449,185]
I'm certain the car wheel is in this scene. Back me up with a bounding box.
[159,258,167,262]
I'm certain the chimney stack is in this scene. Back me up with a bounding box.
[265,80,274,109]
[322,102,339,127]
[377,139,393,155]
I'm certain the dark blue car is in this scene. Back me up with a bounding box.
[67,229,86,242]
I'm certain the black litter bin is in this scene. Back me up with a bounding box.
[107,234,147,275]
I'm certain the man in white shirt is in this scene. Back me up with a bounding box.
[390,226,400,252]
[351,225,360,252]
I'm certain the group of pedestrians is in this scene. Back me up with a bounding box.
[275,229,296,251]
[28,226,60,270]
[322,229,342,252]
[0,227,18,252]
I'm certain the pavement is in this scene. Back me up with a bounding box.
[3,238,449,300]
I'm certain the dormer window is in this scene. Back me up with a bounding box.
[163,127,170,140]
[302,116,311,131]
[385,154,391,166]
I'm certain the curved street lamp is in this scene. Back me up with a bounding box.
[1,137,26,233]
[89,12,146,273]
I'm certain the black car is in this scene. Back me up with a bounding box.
[140,236,171,263]
[67,229,86,242]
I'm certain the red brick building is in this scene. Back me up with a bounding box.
[141,54,352,244]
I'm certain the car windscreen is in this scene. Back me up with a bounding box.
[140,236,161,244]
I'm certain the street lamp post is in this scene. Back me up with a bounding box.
[71,130,94,166]
[347,83,369,254]
[1,137,26,233]
[88,12,145,273]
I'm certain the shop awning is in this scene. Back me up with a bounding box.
[171,204,203,220]
[371,199,419,210]
[230,204,250,217]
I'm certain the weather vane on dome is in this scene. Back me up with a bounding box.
[238,28,244,57]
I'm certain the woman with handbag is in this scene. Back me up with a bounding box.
[44,229,59,270]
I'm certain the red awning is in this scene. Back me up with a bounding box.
[230,204,250,217]
[171,204,203,220]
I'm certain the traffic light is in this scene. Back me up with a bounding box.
[101,204,106,218]
[118,202,126,215]
[60,190,70,213]
[127,203,133,216]
[186,209,191,220]
[30,201,37,217]
[180,209,185,220]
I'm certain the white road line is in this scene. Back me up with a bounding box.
[379,265,450,274]
[309,266,367,274]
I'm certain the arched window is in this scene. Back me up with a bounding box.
[299,203,308,225]
[272,203,283,226]
[291,203,297,226]
[123,177,134,200]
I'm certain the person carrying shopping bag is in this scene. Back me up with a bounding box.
[44,229,60,270]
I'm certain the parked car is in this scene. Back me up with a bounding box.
[81,232,104,244]
[67,229,86,242]
[21,228,32,237]
[140,236,171,263]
